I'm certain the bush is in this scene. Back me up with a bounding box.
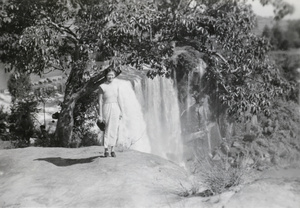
[180,151,254,197]
[0,105,9,141]
[71,91,99,147]
[72,122,100,147]
[34,125,52,147]
[80,131,100,147]
[193,155,250,195]
[8,96,39,147]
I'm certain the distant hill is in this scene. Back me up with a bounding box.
[0,64,65,90]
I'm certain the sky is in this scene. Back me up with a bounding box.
[249,0,300,19]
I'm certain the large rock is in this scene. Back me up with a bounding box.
[1,146,300,208]
[224,168,300,208]
[0,147,190,208]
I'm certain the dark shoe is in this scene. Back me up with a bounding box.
[111,152,116,157]
[104,150,109,157]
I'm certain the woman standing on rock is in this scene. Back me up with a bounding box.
[98,69,123,157]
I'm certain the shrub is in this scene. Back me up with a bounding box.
[34,125,52,147]
[8,96,39,147]
[71,91,99,147]
[80,130,100,147]
[180,146,256,198]
[0,105,9,141]
[193,155,250,195]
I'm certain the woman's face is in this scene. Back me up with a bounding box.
[106,71,115,83]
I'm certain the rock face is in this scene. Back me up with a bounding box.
[224,168,300,208]
[1,146,300,208]
[0,147,190,208]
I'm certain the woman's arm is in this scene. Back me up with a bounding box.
[99,87,104,121]
[117,86,124,118]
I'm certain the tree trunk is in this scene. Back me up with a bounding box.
[55,93,77,147]
[54,65,122,147]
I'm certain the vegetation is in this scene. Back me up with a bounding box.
[0,105,9,140]
[270,51,300,103]
[8,95,38,147]
[7,72,32,102]
[262,20,300,50]
[194,156,247,195]
[0,0,299,199]
[0,0,295,147]
[72,92,100,147]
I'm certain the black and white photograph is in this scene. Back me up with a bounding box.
[0,0,299,207]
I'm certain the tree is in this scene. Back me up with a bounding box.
[270,52,300,102]
[286,20,300,48]
[262,25,272,39]
[261,20,300,50]
[0,0,118,146]
[7,72,32,102]
[8,94,38,147]
[0,0,293,146]
[255,0,294,20]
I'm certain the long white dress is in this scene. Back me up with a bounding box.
[100,81,121,147]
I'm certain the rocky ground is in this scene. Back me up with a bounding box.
[0,146,299,208]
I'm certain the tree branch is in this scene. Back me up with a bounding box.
[211,51,228,65]
[47,20,79,43]
[77,66,122,98]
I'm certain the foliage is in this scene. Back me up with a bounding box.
[0,105,9,140]
[255,0,294,20]
[221,98,300,169]
[0,105,8,122]
[7,72,32,103]
[181,154,252,196]
[259,99,300,144]
[196,157,246,195]
[33,125,52,147]
[0,0,295,145]
[72,91,99,146]
[8,94,39,147]
[269,52,300,102]
[262,20,300,50]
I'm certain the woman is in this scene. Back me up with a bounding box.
[99,69,123,157]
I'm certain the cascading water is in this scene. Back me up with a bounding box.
[116,79,151,153]
[186,71,191,123]
[117,69,183,163]
[142,76,183,163]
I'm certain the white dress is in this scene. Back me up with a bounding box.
[100,81,121,147]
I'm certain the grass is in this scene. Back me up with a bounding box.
[194,156,246,195]
[179,151,256,197]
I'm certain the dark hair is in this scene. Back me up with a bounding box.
[105,65,117,76]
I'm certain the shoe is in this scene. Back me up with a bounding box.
[104,150,109,157]
[111,152,116,157]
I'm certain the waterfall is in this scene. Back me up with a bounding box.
[142,76,183,163]
[117,79,151,153]
[186,71,191,123]
[117,70,183,163]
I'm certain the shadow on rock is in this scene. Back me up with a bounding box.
[34,156,101,166]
